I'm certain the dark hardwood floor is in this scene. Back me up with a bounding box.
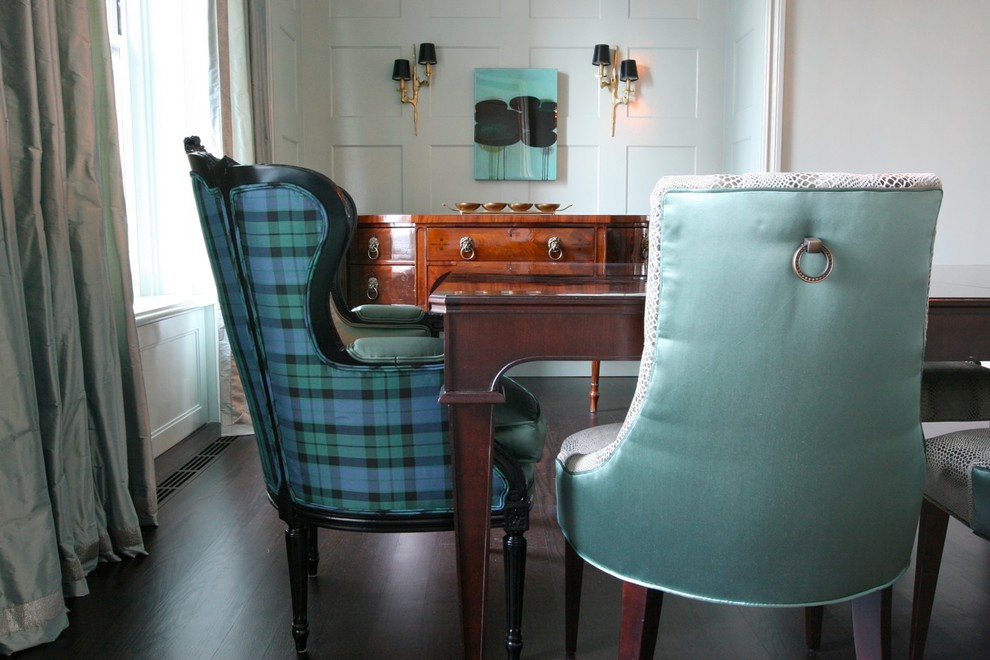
[17,377,990,659]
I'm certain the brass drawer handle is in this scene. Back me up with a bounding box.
[641,228,649,261]
[792,237,833,283]
[366,276,380,300]
[367,236,380,260]
[547,236,563,261]
[459,236,476,260]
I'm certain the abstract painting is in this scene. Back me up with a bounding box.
[474,68,557,181]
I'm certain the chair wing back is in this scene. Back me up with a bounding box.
[558,172,942,606]
[187,147,283,493]
[187,147,511,517]
[227,165,456,514]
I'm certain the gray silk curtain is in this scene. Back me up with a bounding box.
[0,0,155,653]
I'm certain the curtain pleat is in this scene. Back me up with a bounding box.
[227,0,255,164]
[83,3,157,528]
[0,0,155,653]
[0,44,69,652]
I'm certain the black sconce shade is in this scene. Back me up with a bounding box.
[592,44,611,66]
[619,59,639,82]
[392,59,412,81]
[418,43,437,65]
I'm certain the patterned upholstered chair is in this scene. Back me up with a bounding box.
[909,360,990,659]
[556,172,943,658]
[184,138,546,657]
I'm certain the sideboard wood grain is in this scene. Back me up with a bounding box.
[347,214,648,309]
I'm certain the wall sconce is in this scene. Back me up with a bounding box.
[391,43,436,136]
[593,44,638,137]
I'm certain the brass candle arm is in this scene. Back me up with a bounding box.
[595,44,637,137]
[395,44,433,136]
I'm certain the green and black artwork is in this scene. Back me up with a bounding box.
[474,68,557,181]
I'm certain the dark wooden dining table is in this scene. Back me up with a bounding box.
[428,264,990,659]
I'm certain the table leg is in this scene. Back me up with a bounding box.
[449,401,496,659]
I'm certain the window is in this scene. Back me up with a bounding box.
[107,0,219,301]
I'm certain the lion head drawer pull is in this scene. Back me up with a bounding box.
[367,236,380,260]
[547,236,563,261]
[365,276,380,300]
[792,237,833,283]
[459,236,476,260]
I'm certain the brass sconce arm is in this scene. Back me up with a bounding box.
[592,44,639,137]
[392,43,436,136]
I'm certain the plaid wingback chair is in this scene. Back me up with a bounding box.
[184,138,546,658]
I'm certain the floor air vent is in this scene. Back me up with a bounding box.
[156,435,241,505]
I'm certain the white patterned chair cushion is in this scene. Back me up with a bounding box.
[924,428,990,533]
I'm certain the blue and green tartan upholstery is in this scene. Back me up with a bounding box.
[189,171,283,493]
[185,139,544,657]
[187,148,544,519]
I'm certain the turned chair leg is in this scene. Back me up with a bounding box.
[503,530,526,660]
[503,493,530,660]
[910,497,951,660]
[306,525,320,577]
[851,585,892,660]
[564,540,585,657]
[618,582,664,660]
[285,524,310,654]
[805,605,824,650]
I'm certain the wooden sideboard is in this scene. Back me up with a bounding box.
[346,213,649,308]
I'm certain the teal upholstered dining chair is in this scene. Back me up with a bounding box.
[909,360,990,659]
[184,137,546,657]
[557,172,943,659]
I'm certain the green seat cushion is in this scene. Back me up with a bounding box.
[351,303,426,324]
[974,465,990,538]
[494,378,547,467]
[346,336,444,364]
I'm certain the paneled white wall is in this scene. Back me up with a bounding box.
[136,300,219,457]
[783,0,990,266]
[269,0,303,162]
[284,0,770,216]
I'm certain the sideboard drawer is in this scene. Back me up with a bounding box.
[345,214,647,309]
[426,227,595,263]
[605,227,649,264]
[351,227,415,263]
[347,265,417,305]
[426,263,593,290]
